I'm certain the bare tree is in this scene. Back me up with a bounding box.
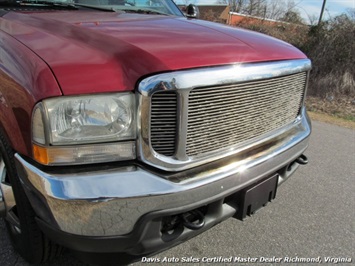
[244,0,267,17]
[346,8,355,20]
[267,0,285,19]
[280,10,304,24]
[235,0,246,12]
[307,14,319,25]
[265,0,302,20]
[217,0,246,12]
[218,0,306,24]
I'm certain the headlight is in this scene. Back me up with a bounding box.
[32,93,136,165]
[44,93,135,145]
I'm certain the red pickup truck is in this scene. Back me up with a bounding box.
[0,0,311,264]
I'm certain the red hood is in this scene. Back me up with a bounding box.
[0,11,306,95]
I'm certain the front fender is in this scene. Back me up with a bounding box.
[0,29,62,156]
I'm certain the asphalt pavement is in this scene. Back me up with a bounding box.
[1,120,354,265]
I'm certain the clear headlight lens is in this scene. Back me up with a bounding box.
[45,93,135,145]
[32,93,136,165]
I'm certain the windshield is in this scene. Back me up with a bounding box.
[0,0,184,16]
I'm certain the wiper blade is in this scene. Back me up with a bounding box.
[73,3,116,12]
[116,7,168,16]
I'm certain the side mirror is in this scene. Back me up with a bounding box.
[186,4,199,19]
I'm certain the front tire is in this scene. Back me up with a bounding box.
[0,131,61,263]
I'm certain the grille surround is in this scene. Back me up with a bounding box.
[138,59,311,171]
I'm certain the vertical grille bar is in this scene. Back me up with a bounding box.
[150,91,177,156]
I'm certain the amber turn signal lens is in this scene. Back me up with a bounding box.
[32,141,135,166]
[33,144,49,165]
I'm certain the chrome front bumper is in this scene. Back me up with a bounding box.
[15,108,311,238]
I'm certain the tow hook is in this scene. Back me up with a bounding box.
[296,154,308,165]
[181,210,205,230]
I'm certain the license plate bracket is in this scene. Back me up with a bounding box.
[236,174,279,220]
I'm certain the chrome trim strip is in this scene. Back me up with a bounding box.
[138,59,311,96]
[15,108,311,236]
[138,59,312,171]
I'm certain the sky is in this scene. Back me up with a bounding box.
[295,0,354,22]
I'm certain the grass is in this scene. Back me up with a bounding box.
[306,96,355,130]
[307,112,355,130]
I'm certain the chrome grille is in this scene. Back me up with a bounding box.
[186,72,306,156]
[150,91,177,156]
[140,59,311,171]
